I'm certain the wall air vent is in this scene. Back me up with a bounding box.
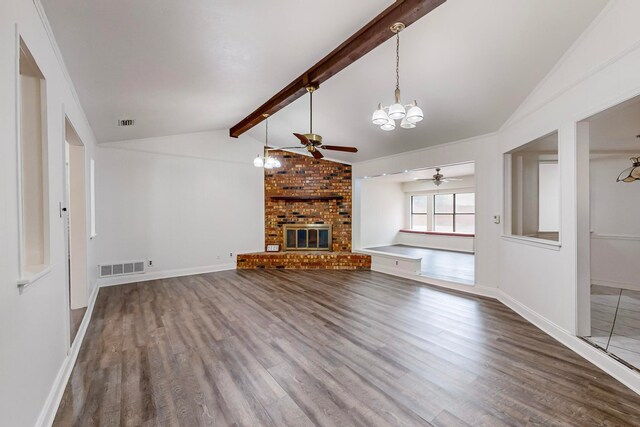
[117,119,135,126]
[98,261,145,278]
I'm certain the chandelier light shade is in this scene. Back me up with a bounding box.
[371,22,422,131]
[400,117,415,129]
[617,157,640,183]
[381,118,396,131]
[372,104,390,125]
[406,102,424,123]
[253,155,264,167]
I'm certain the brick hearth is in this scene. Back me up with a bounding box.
[237,252,371,270]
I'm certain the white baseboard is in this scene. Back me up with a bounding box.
[371,265,498,299]
[497,290,640,395]
[97,263,236,287]
[592,278,640,292]
[36,283,100,427]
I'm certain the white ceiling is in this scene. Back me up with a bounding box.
[43,0,608,161]
[42,0,390,142]
[588,96,640,152]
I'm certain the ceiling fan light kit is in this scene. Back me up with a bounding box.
[253,114,282,169]
[372,22,424,131]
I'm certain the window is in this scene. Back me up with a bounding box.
[17,38,49,276]
[434,193,475,233]
[410,195,428,231]
[506,131,559,242]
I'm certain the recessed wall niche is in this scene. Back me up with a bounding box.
[506,131,560,242]
[18,37,50,275]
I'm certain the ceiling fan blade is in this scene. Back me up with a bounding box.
[311,149,324,160]
[320,145,358,153]
[293,133,310,145]
[442,178,463,182]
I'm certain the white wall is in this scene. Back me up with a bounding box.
[590,155,640,290]
[0,1,99,426]
[353,133,502,290]
[358,180,404,248]
[96,130,265,284]
[499,0,640,336]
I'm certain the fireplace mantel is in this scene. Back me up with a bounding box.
[270,195,344,201]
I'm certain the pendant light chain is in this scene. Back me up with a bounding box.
[395,31,401,91]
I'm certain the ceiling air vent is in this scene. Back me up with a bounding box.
[118,119,135,127]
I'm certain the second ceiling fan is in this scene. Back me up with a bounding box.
[289,85,358,159]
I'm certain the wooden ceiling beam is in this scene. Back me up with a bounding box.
[229,0,446,138]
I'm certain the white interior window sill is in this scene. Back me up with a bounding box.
[501,234,561,250]
[17,264,55,290]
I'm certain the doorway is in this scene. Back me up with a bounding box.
[577,96,640,371]
[64,118,88,343]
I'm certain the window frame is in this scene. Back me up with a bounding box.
[433,193,475,233]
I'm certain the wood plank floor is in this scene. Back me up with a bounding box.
[54,270,640,426]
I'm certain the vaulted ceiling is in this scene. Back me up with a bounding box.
[43,0,608,161]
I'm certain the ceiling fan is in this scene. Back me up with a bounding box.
[415,167,463,186]
[280,85,358,160]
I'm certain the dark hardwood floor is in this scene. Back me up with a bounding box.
[54,270,640,426]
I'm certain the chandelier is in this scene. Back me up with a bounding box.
[616,135,640,183]
[371,22,423,131]
[253,114,281,169]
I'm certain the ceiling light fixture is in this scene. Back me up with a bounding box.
[372,22,423,131]
[253,114,281,169]
[616,135,640,183]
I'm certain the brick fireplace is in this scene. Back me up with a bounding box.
[237,150,370,270]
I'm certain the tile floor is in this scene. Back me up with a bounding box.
[588,284,640,370]
[365,244,475,285]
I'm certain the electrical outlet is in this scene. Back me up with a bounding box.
[230,252,233,257]
[148,260,153,267]
[493,215,501,224]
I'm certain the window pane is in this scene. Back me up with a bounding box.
[456,215,475,233]
[308,229,318,248]
[411,195,427,214]
[434,215,454,232]
[434,194,453,214]
[455,193,475,213]
[411,214,427,231]
[286,229,296,248]
[318,229,329,248]
[297,229,307,248]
